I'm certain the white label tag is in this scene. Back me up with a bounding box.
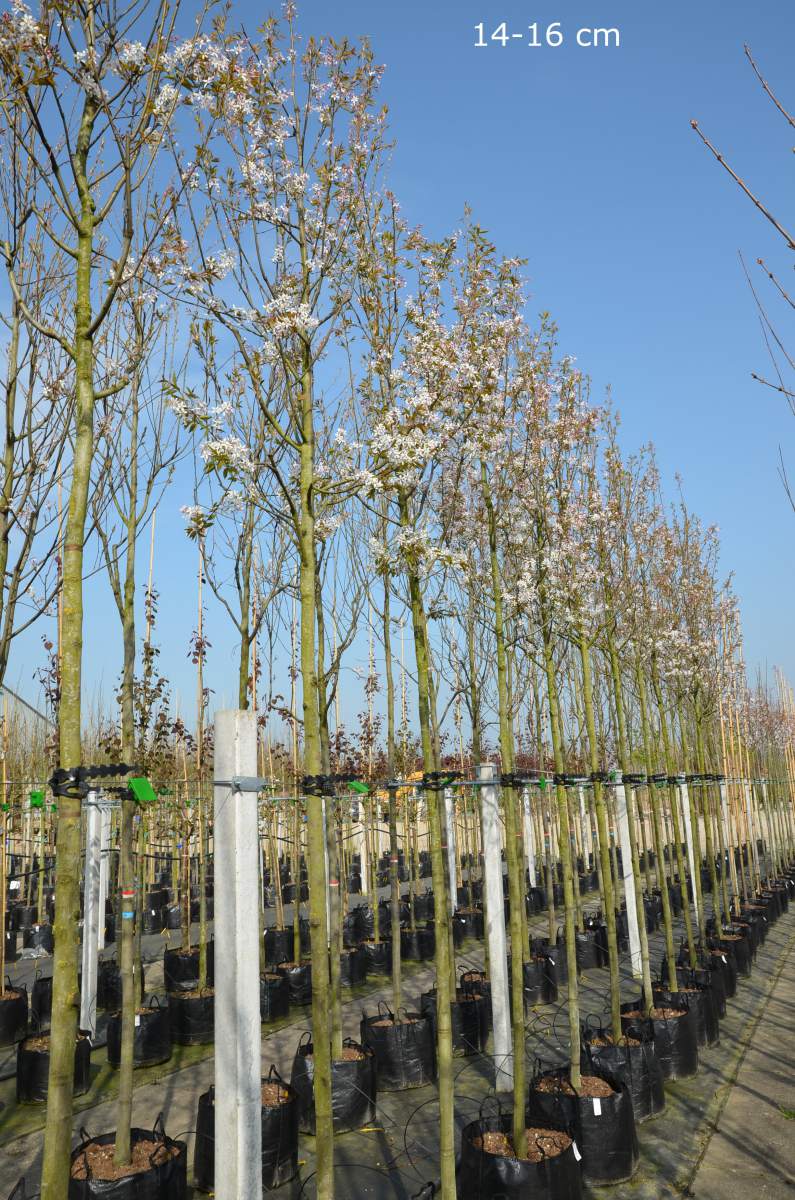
[34,924,39,931]
[9,880,19,891]
[721,955,728,964]
[593,1097,602,1116]
[135,1015,140,1027]
[572,1142,582,1162]
[549,958,555,966]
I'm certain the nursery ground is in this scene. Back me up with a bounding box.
[0,887,793,1198]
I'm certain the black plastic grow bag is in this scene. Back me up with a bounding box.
[582,1028,665,1123]
[68,1115,186,1199]
[260,972,290,1022]
[339,947,367,987]
[168,991,214,1046]
[163,945,214,993]
[655,977,720,1046]
[400,928,424,961]
[97,962,145,1012]
[528,1067,639,1185]
[193,1069,299,1192]
[290,1034,376,1134]
[12,905,36,931]
[17,1033,91,1103]
[718,930,752,977]
[0,986,27,1046]
[23,924,54,953]
[420,988,488,1056]
[264,927,294,967]
[457,1112,583,1200]
[31,975,53,1029]
[360,1005,436,1090]
[107,998,171,1068]
[5,930,17,963]
[276,962,312,1006]
[620,1001,698,1080]
[360,940,392,975]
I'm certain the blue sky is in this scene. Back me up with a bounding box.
[13,0,795,721]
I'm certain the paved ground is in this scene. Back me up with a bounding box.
[1,883,794,1198]
[689,922,795,1199]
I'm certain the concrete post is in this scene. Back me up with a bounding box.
[214,710,262,1200]
[523,787,537,888]
[479,763,513,1092]
[443,786,457,914]
[80,790,102,1036]
[97,802,111,952]
[615,784,642,978]
[744,781,760,883]
[680,782,702,930]
[578,786,590,873]
[360,815,369,896]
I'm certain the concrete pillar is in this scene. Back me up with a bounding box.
[680,782,702,930]
[523,787,537,888]
[479,763,512,1092]
[443,786,457,913]
[615,784,642,978]
[97,802,111,952]
[578,786,590,872]
[80,790,102,1036]
[214,710,262,1200]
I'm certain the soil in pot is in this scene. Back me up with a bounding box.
[168,990,214,1046]
[276,961,312,1006]
[620,1004,698,1080]
[107,1002,172,1068]
[458,1114,583,1200]
[583,1033,665,1122]
[290,1036,376,1134]
[420,988,488,1056]
[17,1032,91,1103]
[260,972,290,1022]
[69,1121,186,1199]
[529,1071,639,1185]
[360,1009,436,1089]
[193,1074,299,1192]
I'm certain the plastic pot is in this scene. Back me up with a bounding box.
[12,905,36,931]
[290,1035,377,1134]
[168,990,214,1046]
[107,998,172,1068]
[620,1002,698,1080]
[718,930,752,977]
[360,939,392,975]
[163,945,214,994]
[528,1068,639,1185]
[193,1070,299,1193]
[420,988,488,1057]
[458,1112,583,1200]
[23,923,54,954]
[339,947,367,987]
[264,927,293,967]
[97,962,145,1013]
[276,962,312,1006]
[0,986,27,1046]
[68,1116,186,1199]
[652,983,719,1048]
[582,1029,665,1123]
[17,1032,91,1103]
[260,972,290,1022]
[360,1005,436,1090]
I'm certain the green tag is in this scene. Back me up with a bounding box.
[128,777,157,805]
[29,790,44,809]
[538,776,547,791]
[348,781,369,794]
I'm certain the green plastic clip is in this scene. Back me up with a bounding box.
[29,790,44,809]
[128,777,157,805]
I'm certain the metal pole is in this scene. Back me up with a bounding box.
[479,763,513,1092]
[97,802,111,952]
[615,784,642,979]
[214,711,262,1200]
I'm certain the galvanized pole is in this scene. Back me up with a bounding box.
[79,790,103,1036]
